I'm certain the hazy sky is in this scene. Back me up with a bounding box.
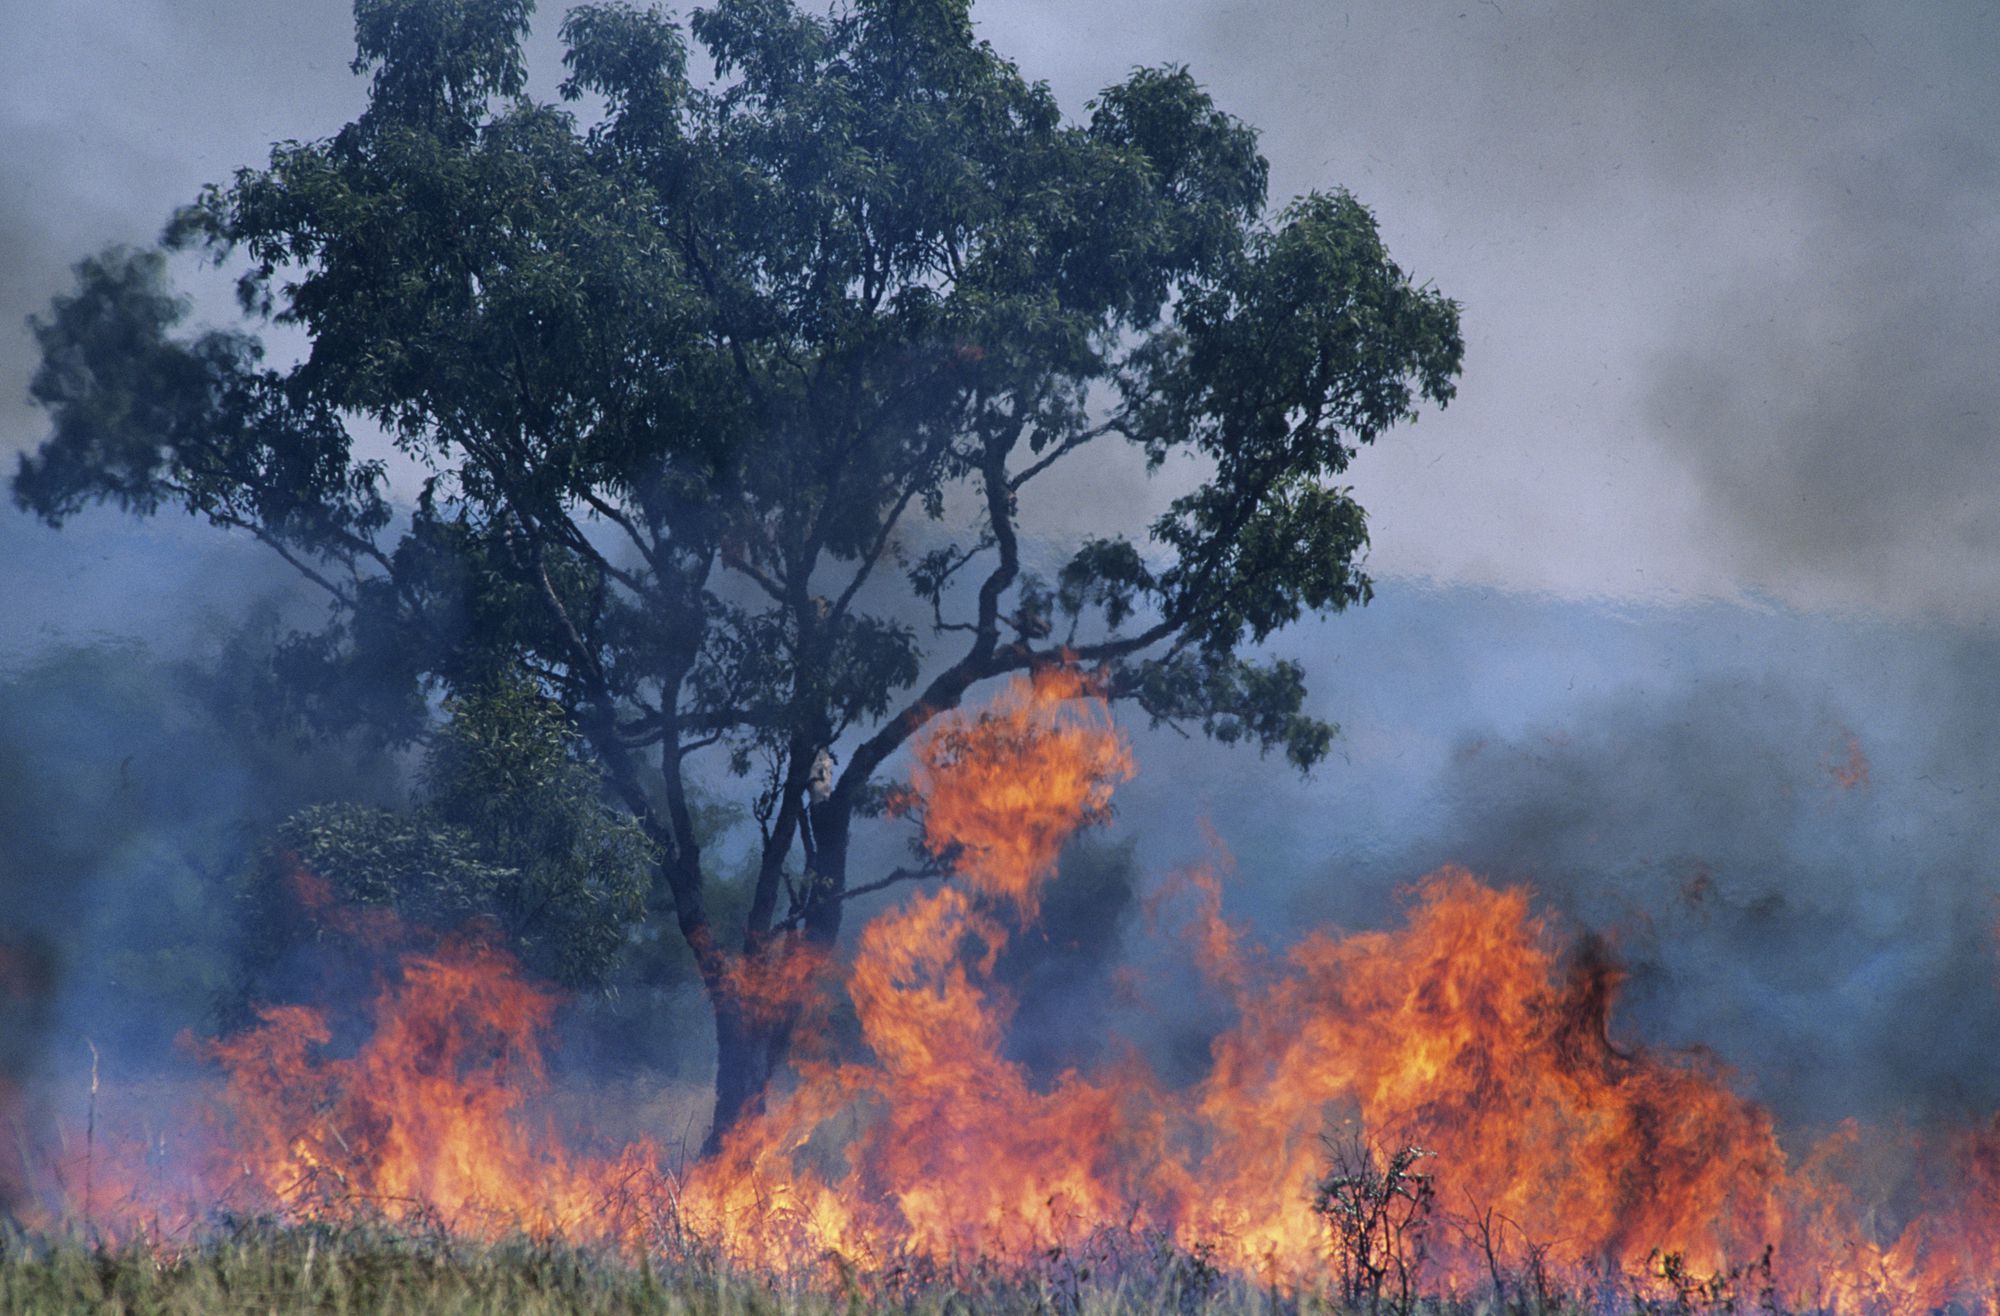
[5,0,1996,621]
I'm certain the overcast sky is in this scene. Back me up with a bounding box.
[5,0,1996,621]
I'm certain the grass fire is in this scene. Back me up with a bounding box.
[5,0,1998,1312]
[4,673,1999,1313]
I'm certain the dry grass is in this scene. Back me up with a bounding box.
[0,1225,1339,1316]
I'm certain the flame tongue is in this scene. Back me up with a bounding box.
[682,671,1148,1264]
[194,937,666,1241]
[37,674,2000,1310]
[681,675,2000,1302]
[907,667,1135,916]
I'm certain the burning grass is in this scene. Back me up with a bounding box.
[11,673,2000,1313]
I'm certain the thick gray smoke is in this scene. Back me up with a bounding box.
[13,1,1998,616]
[0,512,392,1079]
[1408,674,2000,1128]
[1642,21,2000,616]
[0,634,396,1016]
[1201,592,2000,1134]
[1017,0,2000,616]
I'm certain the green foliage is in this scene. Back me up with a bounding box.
[354,0,534,129]
[16,249,387,569]
[273,802,513,916]
[249,679,652,992]
[1116,652,1333,772]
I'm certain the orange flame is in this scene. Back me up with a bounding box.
[40,928,671,1248]
[907,667,1134,915]
[720,940,834,1031]
[206,939,591,1233]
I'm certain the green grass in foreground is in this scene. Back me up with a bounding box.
[0,1227,1348,1316]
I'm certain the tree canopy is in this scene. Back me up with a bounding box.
[15,0,1462,1140]
[241,678,653,1002]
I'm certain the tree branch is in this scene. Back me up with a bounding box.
[567,490,660,594]
[721,541,788,602]
[209,513,359,607]
[835,413,1029,802]
[774,860,950,931]
[1007,417,1125,492]
[829,473,923,623]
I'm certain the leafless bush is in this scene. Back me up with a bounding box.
[1452,1196,1561,1315]
[1313,1130,1435,1315]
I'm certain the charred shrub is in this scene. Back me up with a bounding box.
[1313,1131,1436,1315]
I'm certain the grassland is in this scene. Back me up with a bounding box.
[0,1227,1344,1316]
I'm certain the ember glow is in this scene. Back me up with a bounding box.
[22,672,2000,1310]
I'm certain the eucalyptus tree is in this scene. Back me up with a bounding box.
[15,0,1463,1143]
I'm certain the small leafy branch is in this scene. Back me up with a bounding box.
[1313,1130,1436,1315]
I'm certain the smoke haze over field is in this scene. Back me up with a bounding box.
[4,0,2000,1185]
[11,0,1998,615]
[1070,588,2000,1133]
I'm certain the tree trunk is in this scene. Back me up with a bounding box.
[705,995,780,1156]
[700,800,853,1156]
[802,800,850,944]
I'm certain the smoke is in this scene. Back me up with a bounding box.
[914,0,2000,1134]
[1408,675,2000,1128]
[6,0,2000,1216]
[1641,20,2000,619]
[0,0,361,457]
[1180,587,2000,1134]
[976,0,2000,616]
[0,605,408,1214]
[9,0,1998,619]
[992,835,1144,1082]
